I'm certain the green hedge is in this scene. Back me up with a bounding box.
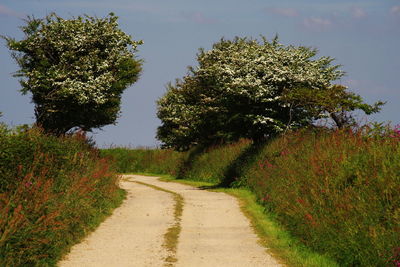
[243,129,400,266]
[0,126,125,266]
[100,147,184,175]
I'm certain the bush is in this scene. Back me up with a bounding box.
[100,147,184,175]
[175,139,251,183]
[243,128,400,266]
[0,127,125,266]
[101,140,252,184]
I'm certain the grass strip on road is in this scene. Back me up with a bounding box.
[128,179,184,266]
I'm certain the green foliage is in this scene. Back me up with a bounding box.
[100,147,184,175]
[0,126,125,266]
[101,141,251,183]
[176,140,251,183]
[243,128,400,266]
[3,13,143,135]
[157,36,380,150]
[225,188,339,267]
[282,85,384,129]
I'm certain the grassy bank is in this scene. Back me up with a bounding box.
[103,127,400,266]
[242,129,400,266]
[0,126,125,266]
[100,147,184,175]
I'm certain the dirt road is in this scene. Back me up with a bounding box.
[58,175,281,267]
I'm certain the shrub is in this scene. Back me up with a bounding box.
[100,147,184,175]
[0,127,125,266]
[176,139,251,183]
[101,140,252,184]
[243,128,400,266]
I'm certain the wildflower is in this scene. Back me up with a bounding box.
[389,124,400,139]
[280,149,289,156]
[264,160,274,168]
[391,247,400,267]
[297,198,305,205]
[305,213,317,226]
[261,194,271,202]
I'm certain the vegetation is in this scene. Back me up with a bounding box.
[3,13,143,135]
[282,84,383,129]
[0,126,125,266]
[104,125,400,266]
[101,147,184,175]
[157,36,383,150]
[1,13,395,265]
[243,127,400,266]
[130,179,184,265]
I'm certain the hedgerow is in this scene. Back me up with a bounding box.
[0,126,125,266]
[243,127,400,266]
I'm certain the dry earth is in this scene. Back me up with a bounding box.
[58,175,281,267]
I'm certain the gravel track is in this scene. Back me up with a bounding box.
[58,175,281,267]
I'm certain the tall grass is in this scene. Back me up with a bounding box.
[0,126,125,266]
[104,126,400,266]
[176,139,251,183]
[100,147,184,175]
[243,128,400,266]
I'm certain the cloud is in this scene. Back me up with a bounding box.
[0,4,23,18]
[302,17,332,31]
[351,7,367,19]
[390,6,400,16]
[265,7,299,17]
[181,12,218,24]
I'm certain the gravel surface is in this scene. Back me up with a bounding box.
[58,175,281,267]
[58,178,174,267]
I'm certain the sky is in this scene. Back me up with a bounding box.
[0,0,399,147]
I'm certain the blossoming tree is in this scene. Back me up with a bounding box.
[4,13,143,135]
[157,37,382,150]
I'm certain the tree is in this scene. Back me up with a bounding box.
[157,36,382,150]
[281,85,384,129]
[3,13,143,135]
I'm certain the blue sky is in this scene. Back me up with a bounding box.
[1,0,399,147]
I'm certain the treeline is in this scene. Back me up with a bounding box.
[0,126,124,266]
[102,126,400,266]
